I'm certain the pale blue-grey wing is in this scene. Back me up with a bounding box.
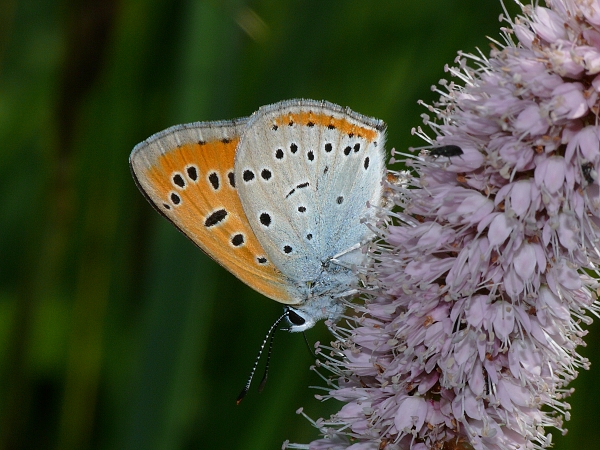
[234,99,386,282]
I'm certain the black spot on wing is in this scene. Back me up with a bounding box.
[260,213,271,227]
[208,172,220,190]
[186,166,198,181]
[261,169,272,180]
[286,182,309,199]
[172,173,185,188]
[205,209,227,227]
[231,233,244,246]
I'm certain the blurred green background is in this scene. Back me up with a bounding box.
[1,0,599,449]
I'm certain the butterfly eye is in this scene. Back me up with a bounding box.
[287,309,305,326]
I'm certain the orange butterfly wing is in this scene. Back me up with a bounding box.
[130,120,297,304]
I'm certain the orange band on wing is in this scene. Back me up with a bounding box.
[273,112,378,142]
[142,138,294,303]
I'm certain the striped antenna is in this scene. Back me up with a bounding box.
[236,311,288,404]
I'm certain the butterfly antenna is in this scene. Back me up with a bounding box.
[257,330,277,393]
[257,324,317,394]
[302,331,316,358]
[236,311,287,404]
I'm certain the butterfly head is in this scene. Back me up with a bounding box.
[284,295,346,332]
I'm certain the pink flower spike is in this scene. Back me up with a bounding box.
[298,2,600,450]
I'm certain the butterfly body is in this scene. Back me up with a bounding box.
[130,99,386,331]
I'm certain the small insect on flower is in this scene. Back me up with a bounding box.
[429,144,463,159]
[582,162,597,185]
[427,144,464,166]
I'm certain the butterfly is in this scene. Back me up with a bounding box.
[130,99,386,332]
